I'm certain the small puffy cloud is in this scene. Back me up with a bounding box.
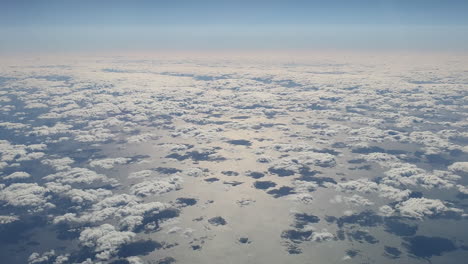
[128,170,153,179]
[23,102,48,109]
[127,256,144,264]
[41,157,74,171]
[79,223,135,260]
[0,122,30,130]
[336,178,410,202]
[3,171,31,180]
[378,205,395,217]
[359,152,399,167]
[44,167,116,186]
[127,133,160,143]
[0,215,20,224]
[74,128,115,143]
[27,144,48,152]
[53,193,171,230]
[89,157,130,169]
[297,153,336,168]
[28,250,56,264]
[0,183,54,212]
[349,126,387,142]
[28,250,69,264]
[337,178,379,193]
[396,198,463,219]
[457,184,468,195]
[62,188,114,205]
[449,162,468,174]
[331,194,374,206]
[30,123,73,137]
[131,176,183,197]
[311,230,335,242]
[17,151,46,161]
[182,167,207,177]
[381,164,460,190]
[0,140,28,162]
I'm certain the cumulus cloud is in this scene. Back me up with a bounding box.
[0,140,28,162]
[381,165,460,190]
[0,183,54,212]
[1,52,467,262]
[0,215,20,224]
[336,178,410,201]
[53,193,171,230]
[130,176,183,197]
[43,167,116,186]
[41,157,74,171]
[3,171,31,180]
[79,224,136,260]
[128,170,153,179]
[330,194,374,206]
[396,198,463,219]
[28,250,57,264]
[89,157,131,169]
[449,162,468,174]
[127,133,160,143]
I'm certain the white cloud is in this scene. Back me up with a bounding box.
[43,167,116,186]
[79,224,135,260]
[41,157,74,171]
[127,133,160,143]
[3,171,31,180]
[0,122,30,130]
[28,250,56,264]
[449,162,468,174]
[336,178,410,201]
[128,170,153,179]
[130,176,183,197]
[382,164,460,190]
[311,230,335,242]
[0,183,54,212]
[0,215,19,224]
[53,193,171,230]
[89,157,130,169]
[396,198,463,219]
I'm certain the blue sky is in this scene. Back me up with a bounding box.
[1,0,468,52]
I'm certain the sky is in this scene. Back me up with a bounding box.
[1,0,468,52]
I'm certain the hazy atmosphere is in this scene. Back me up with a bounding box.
[1,1,467,264]
[2,0,468,52]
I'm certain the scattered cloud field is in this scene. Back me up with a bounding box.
[0,52,467,263]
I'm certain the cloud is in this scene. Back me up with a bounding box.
[43,167,116,186]
[61,188,114,205]
[385,167,460,190]
[0,122,30,130]
[53,193,172,231]
[0,183,54,212]
[128,170,153,179]
[30,123,73,137]
[0,140,28,162]
[336,178,411,201]
[127,133,160,143]
[449,162,468,174]
[0,215,20,224]
[28,250,57,264]
[3,171,31,180]
[1,52,468,262]
[130,176,183,197]
[330,194,374,207]
[396,198,463,219]
[41,157,75,171]
[89,157,131,169]
[79,224,136,260]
